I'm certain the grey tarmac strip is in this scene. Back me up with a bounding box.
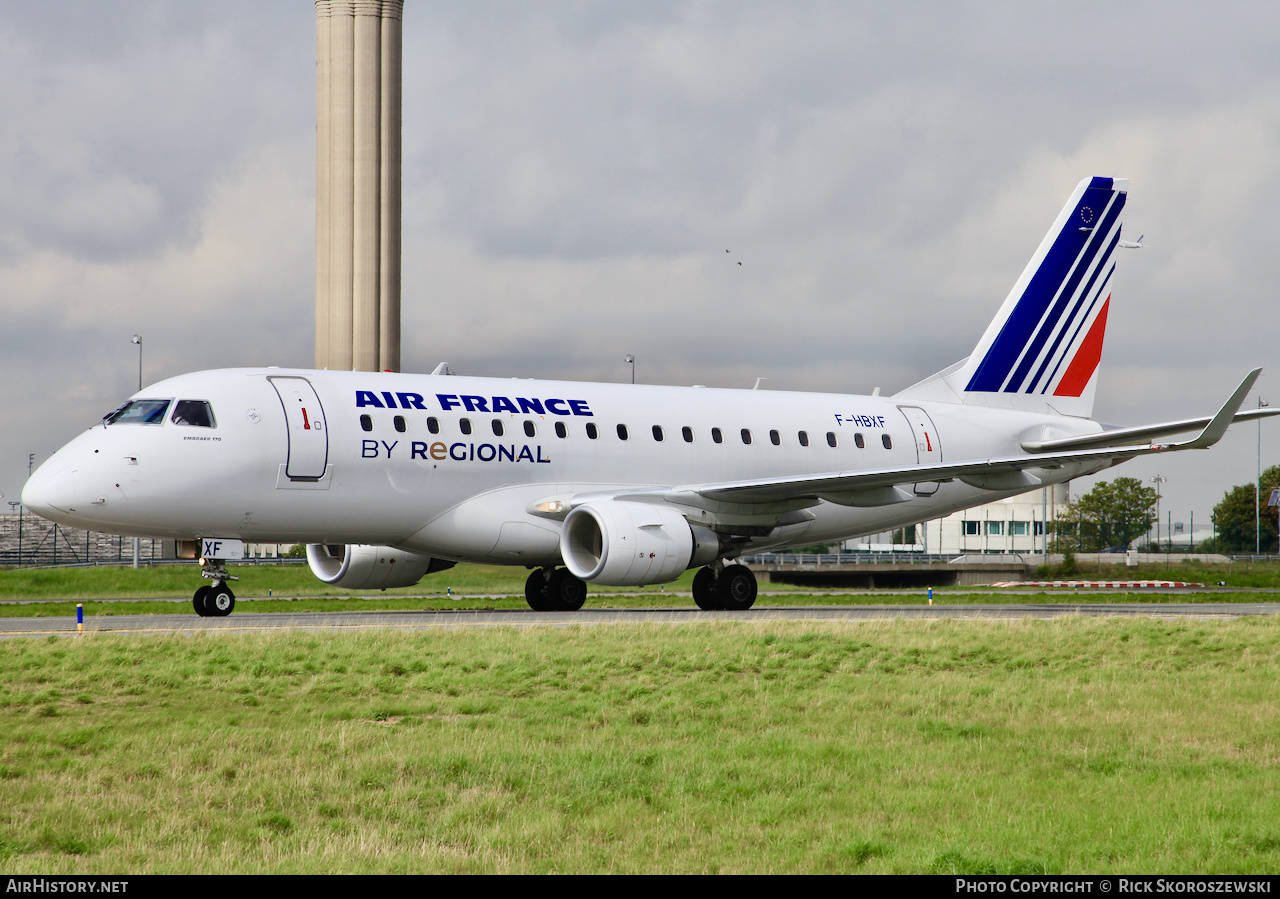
[5,585,1279,606]
[3,603,1280,638]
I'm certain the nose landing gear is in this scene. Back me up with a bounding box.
[193,559,239,617]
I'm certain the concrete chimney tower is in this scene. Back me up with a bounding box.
[315,0,402,372]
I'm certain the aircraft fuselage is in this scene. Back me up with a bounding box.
[24,367,1106,564]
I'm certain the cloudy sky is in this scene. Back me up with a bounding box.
[3,2,1279,531]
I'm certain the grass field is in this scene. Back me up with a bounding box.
[0,561,562,601]
[1,559,1278,612]
[2,618,1279,873]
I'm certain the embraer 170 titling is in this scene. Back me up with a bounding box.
[23,177,1280,616]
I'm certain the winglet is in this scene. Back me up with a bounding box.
[1166,368,1261,450]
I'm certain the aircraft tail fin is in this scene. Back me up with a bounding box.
[898,177,1128,418]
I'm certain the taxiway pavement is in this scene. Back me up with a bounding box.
[3,602,1279,639]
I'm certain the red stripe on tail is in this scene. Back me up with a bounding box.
[1054,297,1109,397]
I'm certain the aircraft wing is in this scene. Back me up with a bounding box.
[1023,410,1280,453]
[601,369,1265,510]
[676,442,1148,506]
[1021,368,1275,453]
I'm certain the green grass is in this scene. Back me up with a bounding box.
[0,562,549,601]
[1,560,1276,619]
[1037,558,1280,588]
[1,618,1279,873]
[2,559,1278,603]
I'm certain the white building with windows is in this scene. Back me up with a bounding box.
[924,483,1070,554]
[845,483,1070,555]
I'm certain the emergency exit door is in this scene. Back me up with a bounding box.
[269,376,329,480]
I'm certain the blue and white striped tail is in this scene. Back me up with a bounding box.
[957,176,1128,418]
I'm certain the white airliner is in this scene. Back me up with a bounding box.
[22,177,1279,616]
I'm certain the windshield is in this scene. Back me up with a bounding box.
[171,400,216,428]
[105,399,171,425]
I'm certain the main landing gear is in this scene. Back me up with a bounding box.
[691,562,758,611]
[525,567,588,612]
[193,559,240,618]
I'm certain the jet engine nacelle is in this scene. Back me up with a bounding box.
[306,544,454,590]
[560,501,719,586]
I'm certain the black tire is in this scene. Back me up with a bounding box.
[547,569,587,612]
[525,570,552,611]
[715,564,757,611]
[193,585,211,617]
[208,584,236,617]
[692,567,721,610]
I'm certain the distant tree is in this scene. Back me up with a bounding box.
[1049,477,1157,552]
[1211,465,1280,553]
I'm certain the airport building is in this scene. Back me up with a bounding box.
[848,483,1070,555]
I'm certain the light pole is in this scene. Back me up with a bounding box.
[1150,475,1167,552]
[625,354,635,384]
[11,500,21,567]
[1258,397,1268,555]
[131,335,142,391]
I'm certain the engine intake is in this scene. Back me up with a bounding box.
[306,544,454,590]
[560,501,718,586]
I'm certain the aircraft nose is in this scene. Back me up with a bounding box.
[22,465,78,517]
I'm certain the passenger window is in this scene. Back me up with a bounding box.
[682,426,694,443]
[107,399,170,425]
[555,421,567,438]
[854,433,865,449]
[617,424,629,440]
[360,414,373,432]
[524,421,537,438]
[652,425,664,442]
[460,418,472,435]
[882,434,893,449]
[492,419,504,436]
[769,429,780,446]
[798,431,809,447]
[427,417,440,434]
[741,429,752,445]
[826,432,837,447]
[586,423,598,439]
[712,428,723,444]
[394,415,406,433]
[171,400,216,428]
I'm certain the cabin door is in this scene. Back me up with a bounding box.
[897,405,941,496]
[269,376,329,480]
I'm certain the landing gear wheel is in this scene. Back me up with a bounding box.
[546,569,588,611]
[715,564,757,611]
[193,585,211,617]
[208,584,236,617]
[692,567,721,610]
[525,569,553,611]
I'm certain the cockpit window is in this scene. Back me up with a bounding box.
[172,400,217,428]
[106,399,171,425]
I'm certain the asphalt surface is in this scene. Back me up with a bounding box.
[3,602,1279,638]
[5,585,1280,605]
